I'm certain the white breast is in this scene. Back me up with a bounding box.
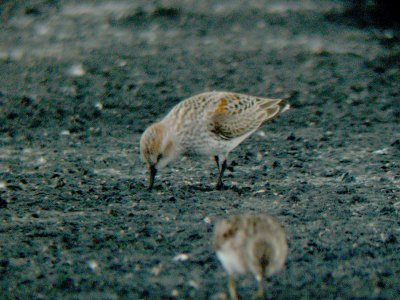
[216,247,247,276]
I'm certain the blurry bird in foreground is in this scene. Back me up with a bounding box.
[140,91,288,191]
[213,214,288,300]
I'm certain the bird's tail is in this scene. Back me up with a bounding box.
[260,98,290,120]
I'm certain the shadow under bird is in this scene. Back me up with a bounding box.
[140,91,287,191]
[213,214,288,300]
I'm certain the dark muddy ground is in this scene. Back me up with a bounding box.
[0,1,399,299]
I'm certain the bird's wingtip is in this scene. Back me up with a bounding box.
[280,103,291,113]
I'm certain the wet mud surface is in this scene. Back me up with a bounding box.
[0,1,399,299]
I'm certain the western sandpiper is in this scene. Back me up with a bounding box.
[140,92,286,191]
[213,214,288,299]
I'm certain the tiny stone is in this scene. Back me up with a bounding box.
[351,195,367,203]
[287,133,296,141]
[0,197,8,208]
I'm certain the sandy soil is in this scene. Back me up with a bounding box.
[0,1,399,299]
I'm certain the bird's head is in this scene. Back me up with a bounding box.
[213,217,239,250]
[140,123,175,191]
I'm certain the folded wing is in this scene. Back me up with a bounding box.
[209,93,282,140]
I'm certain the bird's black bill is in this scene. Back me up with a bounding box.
[148,165,157,192]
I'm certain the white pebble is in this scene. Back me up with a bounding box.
[68,64,85,76]
[173,253,189,262]
[203,216,211,224]
[373,148,389,155]
[88,260,99,271]
[61,130,70,136]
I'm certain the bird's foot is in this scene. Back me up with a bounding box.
[215,180,225,190]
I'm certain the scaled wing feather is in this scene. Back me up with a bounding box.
[210,94,282,140]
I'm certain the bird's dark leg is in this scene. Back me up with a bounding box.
[215,156,227,190]
[228,276,239,300]
[214,156,220,173]
[147,165,157,192]
[256,270,266,299]
[257,277,265,299]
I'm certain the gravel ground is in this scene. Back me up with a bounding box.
[0,1,399,299]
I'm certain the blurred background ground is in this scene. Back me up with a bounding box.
[0,1,399,299]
